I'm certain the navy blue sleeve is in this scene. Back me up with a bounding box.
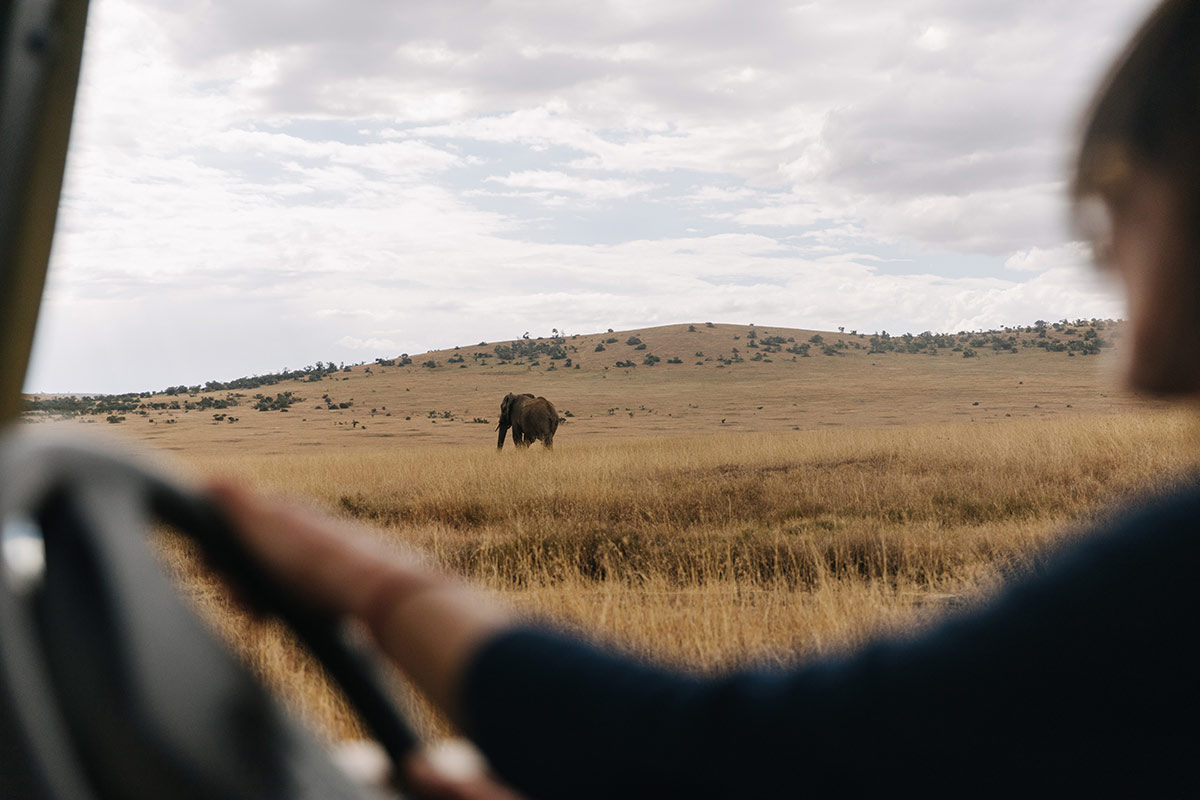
[463,490,1200,799]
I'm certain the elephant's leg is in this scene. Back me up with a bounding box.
[513,424,527,447]
[543,433,553,450]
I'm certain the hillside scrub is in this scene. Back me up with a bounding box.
[23,321,1124,423]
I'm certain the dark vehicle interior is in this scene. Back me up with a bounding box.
[1,2,420,797]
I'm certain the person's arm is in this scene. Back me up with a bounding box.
[207,483,519,799]
[461,496,1198,798]
[208,482,511,720]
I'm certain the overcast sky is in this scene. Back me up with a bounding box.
[27,0,1153,393]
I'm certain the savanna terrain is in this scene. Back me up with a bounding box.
[22,320,1200,740]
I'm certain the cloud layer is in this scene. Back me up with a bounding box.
[28,0,1149,393]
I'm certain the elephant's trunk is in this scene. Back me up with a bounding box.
[497,423,509,449]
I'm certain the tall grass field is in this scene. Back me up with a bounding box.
[155,409,1200,740]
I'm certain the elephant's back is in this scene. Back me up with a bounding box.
[531,397,558,427]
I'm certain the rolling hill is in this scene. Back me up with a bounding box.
[24,320,1160,457]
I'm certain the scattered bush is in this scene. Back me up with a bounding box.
[254,391,302,412]
[493,339,567,362]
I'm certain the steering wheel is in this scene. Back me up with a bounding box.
[0,431,420,799]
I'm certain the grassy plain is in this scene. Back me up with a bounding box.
[24,321,1200,739]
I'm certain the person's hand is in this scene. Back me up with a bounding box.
[205,482,511,723]
[333,739,525,800]
[405,740,527,800]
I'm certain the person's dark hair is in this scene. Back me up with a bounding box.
[1074,1,1200,207]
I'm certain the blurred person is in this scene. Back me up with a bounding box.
[210,2,1200,797]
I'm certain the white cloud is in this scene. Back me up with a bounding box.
[1004,242,1092,272]
[731,202,828,228]
[204,130,465,176]
[337,336,402,350]
[685,185,760,204]
[916,25,951,53]
[485,170,662,201]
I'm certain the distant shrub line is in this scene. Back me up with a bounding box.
[24,319,1121,416]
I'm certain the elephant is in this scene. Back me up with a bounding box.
[497,392,559,450]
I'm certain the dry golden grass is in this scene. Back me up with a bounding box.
[153,408,1200,741]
